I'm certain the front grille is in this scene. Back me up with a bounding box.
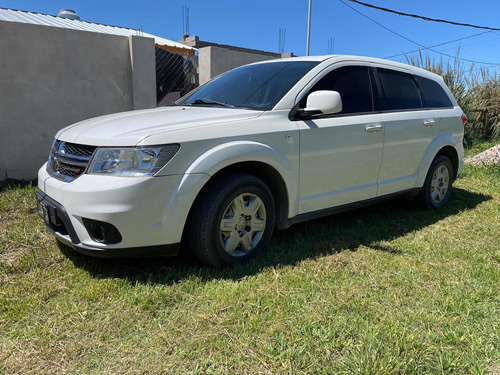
[63,143,96,158]
[56,161,83,178]
[47,140,97,182]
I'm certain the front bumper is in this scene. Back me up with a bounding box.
[38,164,210,257]
[36,190,179,257]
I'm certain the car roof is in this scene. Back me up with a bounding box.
[251,54,437,79]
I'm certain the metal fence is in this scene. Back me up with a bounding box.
[155,48,198,106]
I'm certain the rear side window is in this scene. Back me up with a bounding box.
[304,66,373,114]
[414,76,454,108]
[377,68,421,111]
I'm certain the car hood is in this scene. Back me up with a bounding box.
[56,106,264,146]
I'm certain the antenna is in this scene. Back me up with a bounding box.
[327,37,335,54]
[278,27,286,53]
[306,0,312,55]
[182,5,190,37]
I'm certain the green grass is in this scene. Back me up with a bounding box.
[1,148,499,374]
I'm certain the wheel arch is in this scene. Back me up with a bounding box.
[184,140,297,219]
[214,161,289,229]
[416,134,459,187]
[436,145,459,181]
[185,161,291,234]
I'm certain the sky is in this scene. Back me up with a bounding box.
[3,0,500,72]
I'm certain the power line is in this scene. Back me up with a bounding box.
[338,0,500,65]
[384,31,492,59]
[347,0,500,31]
[438,34,500,53]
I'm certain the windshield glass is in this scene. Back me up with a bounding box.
[177,61,319,110]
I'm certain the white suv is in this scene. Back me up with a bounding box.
[37,55,465,267]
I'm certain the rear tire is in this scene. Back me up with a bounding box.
[186,173,275,268]
[418,155,454,209]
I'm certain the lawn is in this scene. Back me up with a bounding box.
[1,146,499,374]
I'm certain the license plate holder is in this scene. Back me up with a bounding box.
[37,197,50,224]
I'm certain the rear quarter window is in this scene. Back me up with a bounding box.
[414,75,454,109]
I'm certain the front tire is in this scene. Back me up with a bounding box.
[187,173,275,268]
[418,155,454,209]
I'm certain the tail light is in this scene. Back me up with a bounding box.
[461,113,468,126]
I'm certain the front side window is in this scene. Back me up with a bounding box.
[301,66,373,114]
[377,68,421,111]
[177,61,319,110]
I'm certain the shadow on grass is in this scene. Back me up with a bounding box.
[61,187,491,285]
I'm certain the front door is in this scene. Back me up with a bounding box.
[295,65,384,214]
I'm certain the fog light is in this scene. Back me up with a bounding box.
[82,219,122,244]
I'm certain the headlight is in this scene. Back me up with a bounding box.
[87,145,179,176]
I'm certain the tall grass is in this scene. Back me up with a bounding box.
[406,51,500,146]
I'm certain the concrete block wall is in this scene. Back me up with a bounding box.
[199,46,281,84]
[179,36,294,85]
[0,21,156,180]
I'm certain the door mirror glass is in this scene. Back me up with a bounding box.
[303,90,342,115]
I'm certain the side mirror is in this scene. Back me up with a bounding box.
[302,90,342,116]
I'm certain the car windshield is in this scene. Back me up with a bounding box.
[177,61,319,110]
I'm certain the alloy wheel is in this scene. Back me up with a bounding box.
[430,164,450,204]
[219,193,267,256]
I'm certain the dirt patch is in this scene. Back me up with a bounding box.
[464,144,500,166]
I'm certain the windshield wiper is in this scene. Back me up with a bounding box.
[189,98,235,108]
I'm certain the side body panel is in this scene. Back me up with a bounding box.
[296,114,384,213]
[377,110,438,196]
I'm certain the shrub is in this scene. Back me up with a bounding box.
[405,51,500,147]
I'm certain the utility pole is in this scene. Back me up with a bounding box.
[306,0,312,56]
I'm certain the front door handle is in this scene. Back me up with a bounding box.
[365,124,383,132]
[423,119,436,126]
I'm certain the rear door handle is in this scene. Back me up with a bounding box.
[423,119,436,126]
[365,124,383,132]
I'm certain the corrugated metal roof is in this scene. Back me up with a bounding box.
[0,8,195,51]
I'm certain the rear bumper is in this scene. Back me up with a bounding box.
[37,189,179,258]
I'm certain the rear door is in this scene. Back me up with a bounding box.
[295,65,384,214]
[373,67,439,196]
[414,74,459,137]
